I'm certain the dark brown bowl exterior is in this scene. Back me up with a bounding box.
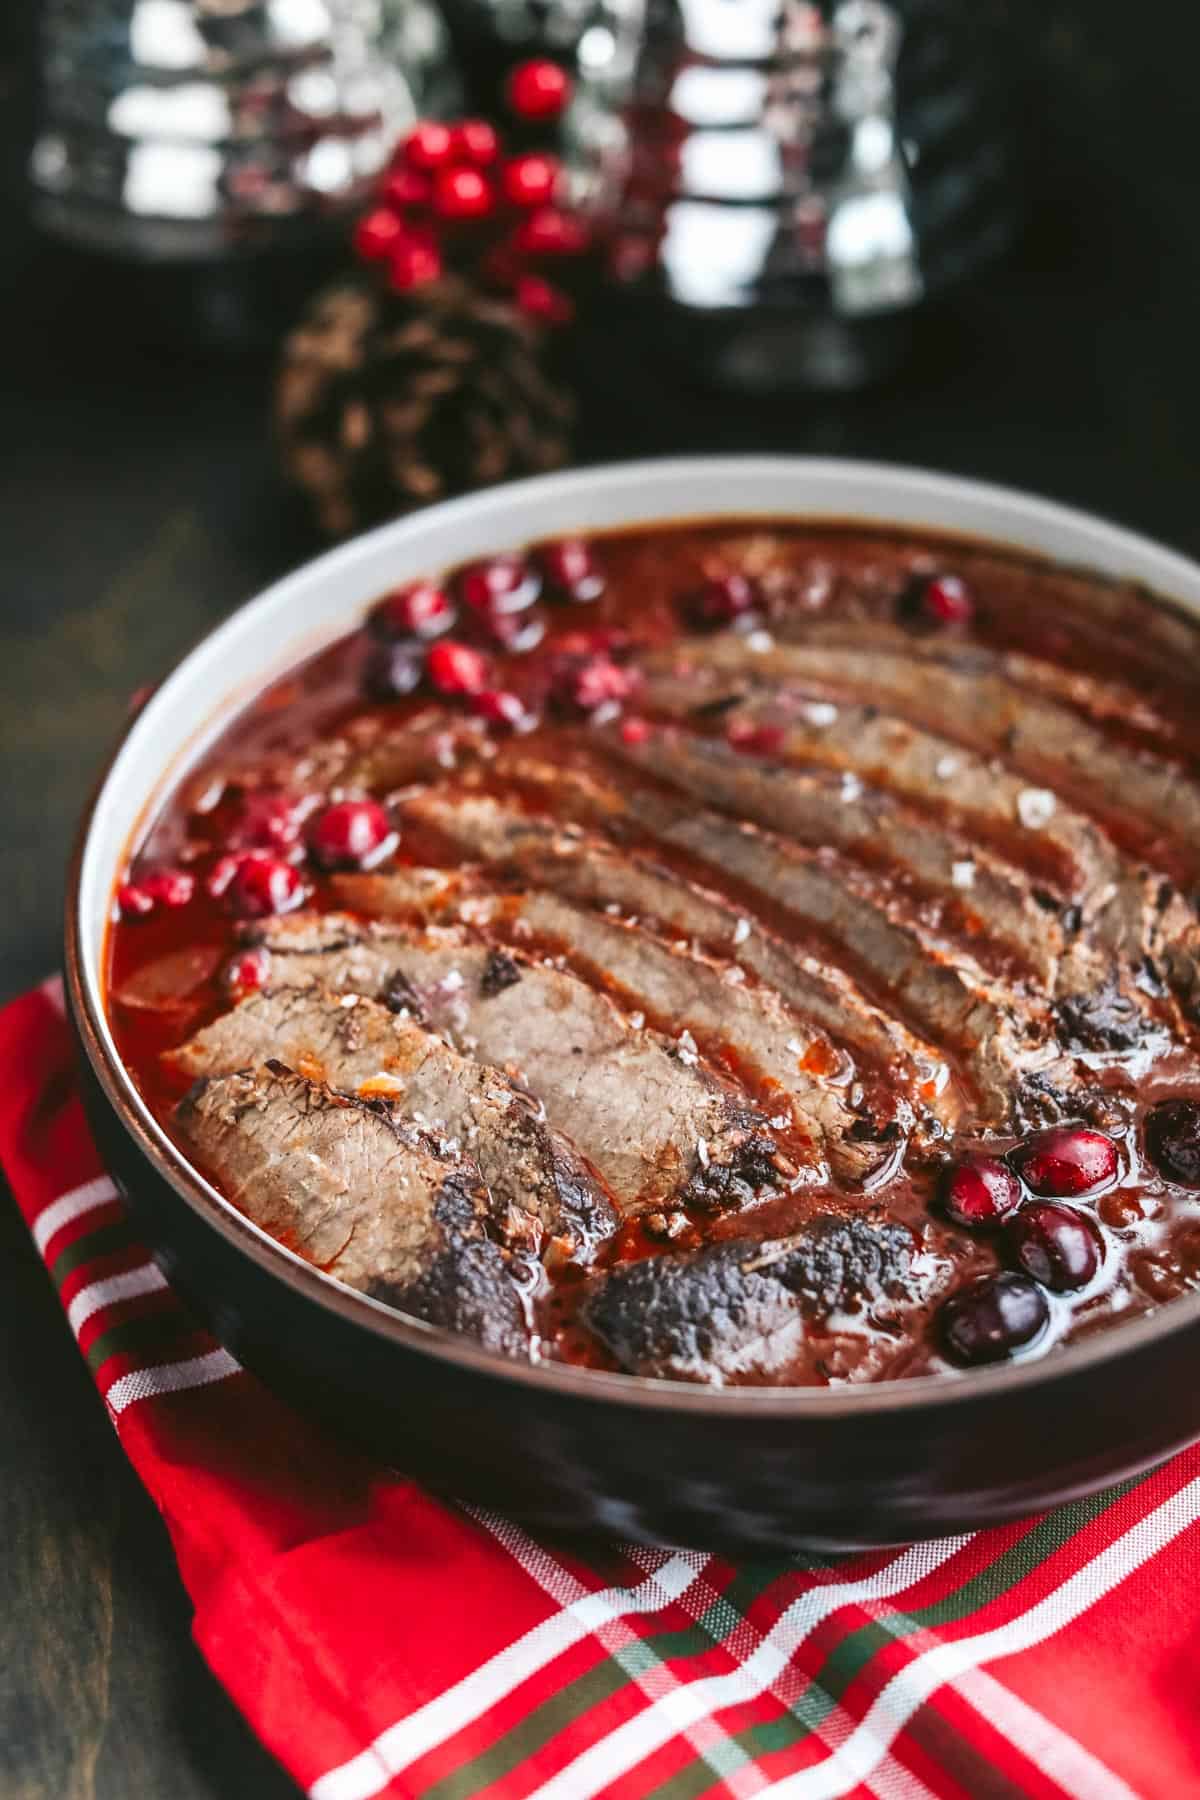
[72,1003,1200,1554]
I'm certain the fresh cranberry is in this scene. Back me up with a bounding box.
[1145,1097,1200,1187]
[381,167,431,211]
[451,119,499,167]
[502,153,561,209]
[686,572,761,629]
[354,208,404,261]
[212,852,306,919]
[537,538,604,603]
[556,655,636,714]
[433,166,493,220]
[427,639,490,695]
[308,800,394,871]
[939,1272,1050,1366]
[402,121,455,171]
[362,640,425,702]
[942,1156,1023,1230]
[515,275,574,325]
[139,866,194,908]
[226,789,306,855]
[456,554,539,620]
[506,58,573,121]
[514,208,589,258]
[1008,1201,1104,1292]
[1011,1126,1119,1198]
[370,581,454,641]
[619,716,653,745]
[389,239,442,291]
[473,688,528,729]
[908,573,974,628]
[222,946,271,996]
[488,607,546,654]
[117,883,154,920]
[726,721,787,757]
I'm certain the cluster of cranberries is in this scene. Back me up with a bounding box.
[936,1126,1119,1366]
[352,61,588,323]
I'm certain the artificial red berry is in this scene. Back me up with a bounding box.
[506,58,573,121]
[1144,1098,1200,1187]
[912,573,974,627]
[686,571,760,628]
[117,883,154,920]
[433,166,494,220]
[1008,1201,1104,1292]
[213,852,306,919]
[403,121,455,171]
[140,866,195,909]
[556,655,636,714]
[308,799,394,870]
[515,275,574,325]
[942,1156,1023,1230]
[389,239,442,290]
[427,639,490,695]
[537,537,604,602]
[1010,1126,1119,1198]
[939,1272,1049,1366]
[515,207,589,257]
[222,947,271,996]
[381,167,432,211]
[451,119,499,167]
[502,153,561,208]
[354,208,404,261]
[472,688,528,729]
[370,581,454,641]
[456,554,539,619]
[226,789,306,855]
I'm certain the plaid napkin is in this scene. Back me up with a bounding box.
[3,981,1199,1800]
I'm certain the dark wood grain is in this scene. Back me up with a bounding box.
[3,1,1200,1795]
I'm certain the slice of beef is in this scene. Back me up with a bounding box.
[581,1214,926,1383]
[244,917,782,1214]
[664,636,1200,880]
[176,1062,527,1355]
[170,988,618,1260]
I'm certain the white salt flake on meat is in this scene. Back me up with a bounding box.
[952,859,976,889]
[745,629,775,653]
[628,1010,645,1029]
[439,969,464,993]
[676,1029,699,1066]
[732,917,751,945]
[1017,787,1057,829]
[770,1114,789,1130]
[339,993,359,1008]
[802,701,838,726]
[604,902,621,915]
[723,966,746,986]
[696,1137,710,1167]
[840,772,863,802]
[935,754,960,780]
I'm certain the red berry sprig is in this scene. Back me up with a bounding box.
[353,71,588,327]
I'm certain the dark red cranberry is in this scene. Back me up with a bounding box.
[370,581,454,641]
[514,208,589,257]
[402,121,454,171]
[213,852,306,920]
[353,208,404,261]
[942,1156,1023,1230]
[117,883,155,920]
[502,153,561,209]
[506,58,573,121]
[726,720,786,757]
[450,119,499,167]
[362,640,425,702]
[537,538,604,603]
[686,572,760,629]
[939,1272,1050,1366]
[489,607,547,655]
[433,166,493,220]
[910,573,974,627]
[1008,1202,1104,1292]
[619,716,652,746]
[381,167,431,211]
[556,655,636,714]
[308,800,394,871]
[472,689,528,730]
[427,639,489,696]
[227,789,306,854]
[222,946,271,996]
[1011,1126,1119,1198]
[1145,1097,1200,1187]
[389,239,442,291]
[456,555,539,620]
[515,276,574,326]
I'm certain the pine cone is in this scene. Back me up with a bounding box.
[276,276,574,536]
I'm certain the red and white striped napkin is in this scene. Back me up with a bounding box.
[3,980,1199,1800]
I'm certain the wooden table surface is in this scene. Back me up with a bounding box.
[4,4,1200,1794]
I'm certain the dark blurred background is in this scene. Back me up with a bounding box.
[1,3,1199,1794]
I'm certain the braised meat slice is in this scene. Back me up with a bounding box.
[176,1062,527,1355]
[582,1214,924,1383]
[170,987,617,1260]
[243,917,782,1214]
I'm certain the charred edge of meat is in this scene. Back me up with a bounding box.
[582,1214,916,1380]
[1055,984,1146,1054]
[679,1110,784,1212]
[481,949,523,997]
